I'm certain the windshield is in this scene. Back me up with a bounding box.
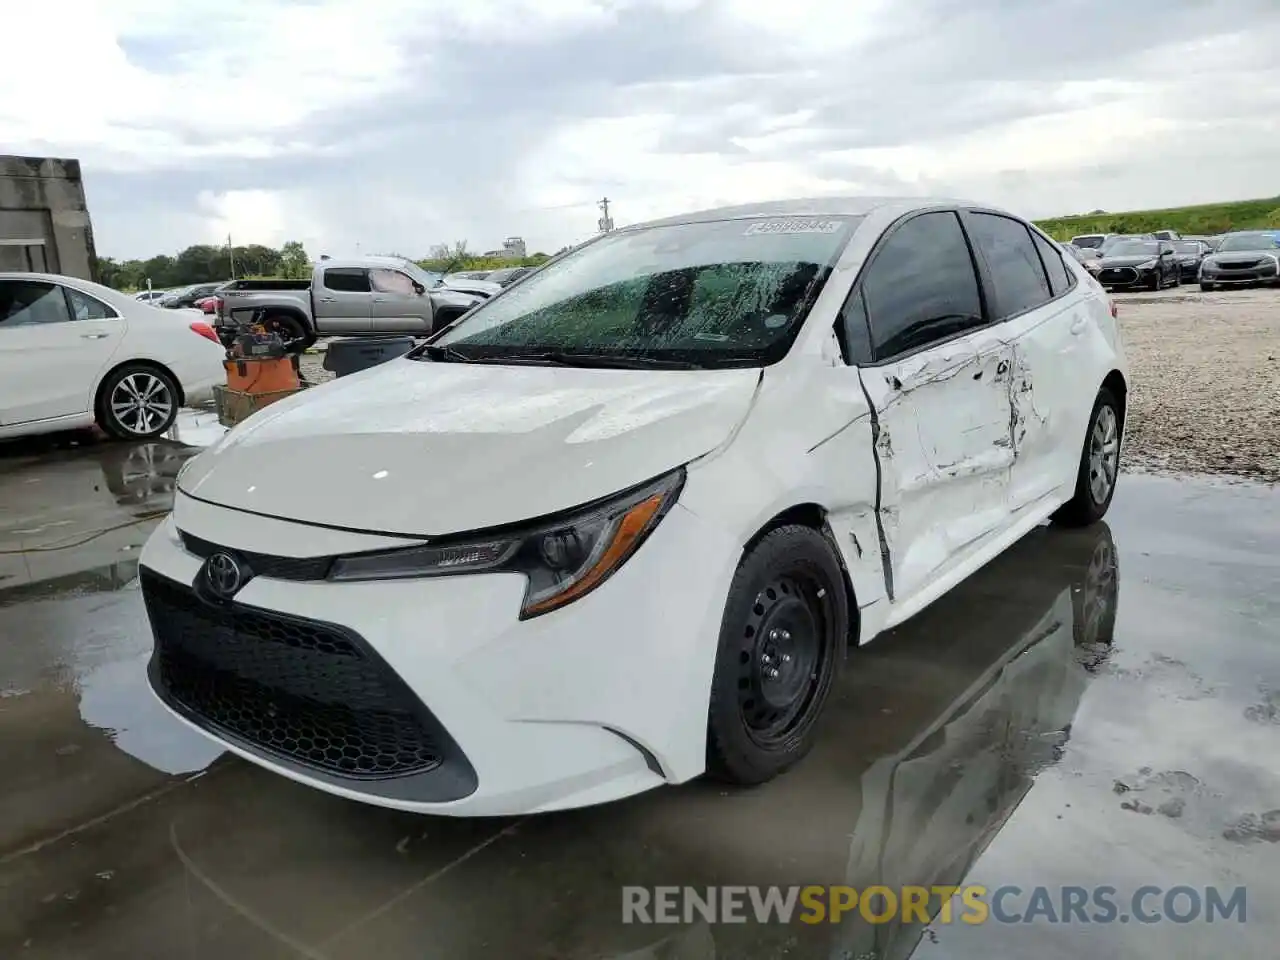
[1072,235,1105,248]
[397,261,443,287]
[1173,242,1202,254]
[427,215,862,367]
[1217,234,1277,252]
[1107,240,1159,257]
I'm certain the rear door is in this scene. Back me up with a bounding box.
[0,279,125,425]
[853,210,1016,607]
[369,268,433,333]
[313,268,372,333]
[959,211,1081,510]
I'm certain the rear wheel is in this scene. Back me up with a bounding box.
[1200,281,1214,291]
[96,364,180,440]
[1052,386,1121,527]
[261,312,308,347]
[706,525,847,785]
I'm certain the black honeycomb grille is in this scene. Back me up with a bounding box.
[141,570,441,779]
[179,531,333,581]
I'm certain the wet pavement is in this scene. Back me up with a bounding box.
[0,427,1276,959]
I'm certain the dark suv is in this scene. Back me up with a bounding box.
[1095,239,1180,291]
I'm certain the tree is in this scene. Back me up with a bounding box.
[279,240,310,279]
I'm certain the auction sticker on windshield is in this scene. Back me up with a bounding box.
[744,218,844,236]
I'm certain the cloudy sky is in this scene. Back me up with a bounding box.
[4,0,1279,260]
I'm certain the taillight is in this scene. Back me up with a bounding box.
[189,321,220,343]
[1109,298,1118,319]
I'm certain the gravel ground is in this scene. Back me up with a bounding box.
[1113,287,1280,483]
[297,287,1280,485]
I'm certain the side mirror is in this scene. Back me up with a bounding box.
[412,282,426,295]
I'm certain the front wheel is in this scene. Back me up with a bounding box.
[705,525,847,785]
[96,364,180,440]
[1200,281,1214,291]
[1052,386,1121,527]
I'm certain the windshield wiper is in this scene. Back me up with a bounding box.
[419,343,475,363]
[464,352,709,370]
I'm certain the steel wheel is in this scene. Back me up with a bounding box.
[737,575,826,747]
[1088,404,1119,505]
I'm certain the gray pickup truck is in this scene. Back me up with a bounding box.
[214,256,501,348]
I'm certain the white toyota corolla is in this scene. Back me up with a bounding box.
[140,198,1126,816]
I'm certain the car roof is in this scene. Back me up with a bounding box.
[0,272,140,310]
[622,195,1002,231]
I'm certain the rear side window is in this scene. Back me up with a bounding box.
[860,211,984,360]
[0,280,72,326]
[66,287,118,320]
[1032,232,1072,296]
[967,213,1051,320]
[323,268,370,293]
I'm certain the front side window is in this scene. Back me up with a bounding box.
[860,211,984,360]
[323,268,371,293]
[0,280,72,327]
[430,215,862,367]
[370,269,417,296]
[66,287,118,320]
[967,213,1051,319]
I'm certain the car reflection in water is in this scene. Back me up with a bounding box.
[833,523,1118,960]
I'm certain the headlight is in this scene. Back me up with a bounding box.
[1136,259,1157,269]
[328,468,685,618]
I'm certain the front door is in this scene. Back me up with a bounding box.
[849,210,1015,609]
[313,267,372,333]
[369,268,433,333]
[0,279,125,425]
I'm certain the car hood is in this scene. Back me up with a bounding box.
[441,277,502,297]
[429,288,484,310]
[1099,255,1156,267]
[178,359,761,536]
[1209,250,1276,261]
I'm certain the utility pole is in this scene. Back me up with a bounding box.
[227,233,236,278]
[597,197,614,233]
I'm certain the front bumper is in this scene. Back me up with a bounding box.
[1096,266,1156,290]
[1200,263,1280,285]
[138,493,740,815]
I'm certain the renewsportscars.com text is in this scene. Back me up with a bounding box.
[622,885,1247,926]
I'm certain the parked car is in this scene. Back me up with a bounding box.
[483,266,534,286]
[1171,240,1212,282]
[1094,238,1181,291]
[0,273,225,441]
[135,289,169,303]
[139,196,1127,816]
[214,258,496,347]
[1152,229,1180,241]
[161,283,226,309]
[1197,232,1280,290]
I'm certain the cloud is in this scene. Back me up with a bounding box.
[2,0,1277,259]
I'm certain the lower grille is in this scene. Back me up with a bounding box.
[1098,267,1138,285]
[142,570,442,779]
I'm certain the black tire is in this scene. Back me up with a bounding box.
[705,525,848,785]
[1052,386,1122,528]
[261,312,312,350]
[95,363,180,440]
[1200,282,1214,292]
[1148,272,1160,291]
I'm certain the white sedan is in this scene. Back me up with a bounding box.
[139,197,1126,816]
[0,273,226,441]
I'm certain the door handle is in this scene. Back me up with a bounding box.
[1070,316,1088,335]
[80,332,111,339]
[318,297,337,303]
[372,297,387,302]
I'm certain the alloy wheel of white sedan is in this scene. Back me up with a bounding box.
[99,364,180,439]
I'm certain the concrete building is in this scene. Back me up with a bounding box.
[0,155,99,280]
[482,236,528,260]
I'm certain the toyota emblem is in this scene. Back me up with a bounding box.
[204,552,244,598]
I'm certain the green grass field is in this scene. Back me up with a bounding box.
[1035,196,1280,241]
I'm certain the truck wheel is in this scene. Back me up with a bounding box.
[262,313,309,347]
